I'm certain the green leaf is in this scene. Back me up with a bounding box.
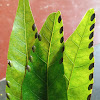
[22,11,68,100]
[6,0,38,99]
[63,9,95,100]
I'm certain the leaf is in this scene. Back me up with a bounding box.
[22,11,68,100]
[6,0,38,99]
[63,9,95,100]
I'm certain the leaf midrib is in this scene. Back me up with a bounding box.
[23,0,28,65]
[21,0,28,99]
[46,14,56,100]
[67,12,90,92]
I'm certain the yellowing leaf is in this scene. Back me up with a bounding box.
[63,9,95,100]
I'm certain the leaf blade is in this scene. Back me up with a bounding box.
[64,9,95,100]
[6,0,38,99]
[22,11,68,100]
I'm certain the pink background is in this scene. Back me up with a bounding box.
[0,0,100,80]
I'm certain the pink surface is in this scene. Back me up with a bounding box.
[0,0,100,79]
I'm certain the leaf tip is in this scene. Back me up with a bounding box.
[89,8,95,12]
[57,10,61,14]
